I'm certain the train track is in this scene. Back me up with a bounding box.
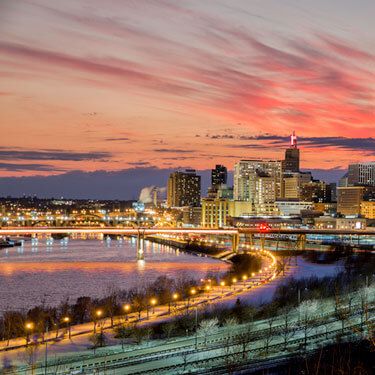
[30,302,373,375]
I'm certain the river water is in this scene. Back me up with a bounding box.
[0,238,229,312]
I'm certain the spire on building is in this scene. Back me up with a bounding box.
[290,130,298,148]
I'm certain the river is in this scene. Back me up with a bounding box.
[0,237,229,312]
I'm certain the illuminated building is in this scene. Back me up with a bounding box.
[233,160,283,202]
[337,186,364,216]
[182,206,202,226]
[283,131,300,173]
[282,172,311,199]
[167,170,201,208]
[201,198,229,228]
[361,201,375,219]
[201,199,253,228]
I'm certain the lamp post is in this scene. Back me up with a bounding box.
[190,288,196,302]
[220,281,225,296]
[231,277,237,290]
[242,274,248,287]
[123,304,131,321]
[169,293,178,314]
[44,322,49,375]
[25,322,33,345]
[63,316,71,339]
[94,309,102,334]
[150,298,157,315]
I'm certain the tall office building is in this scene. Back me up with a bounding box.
[348,162,375,186]
[211,165,227,189]
[167,170,201,208]
[284,131,300,173]
[337,186,364,216]
[233,160,283,205]
[283,172,312,199]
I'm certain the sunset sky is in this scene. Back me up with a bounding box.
[0,0,374,197]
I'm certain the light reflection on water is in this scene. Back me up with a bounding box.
[0,239,228,311]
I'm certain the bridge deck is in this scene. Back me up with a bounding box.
[0,226,374,236]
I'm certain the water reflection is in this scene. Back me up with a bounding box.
[0,238,228,311]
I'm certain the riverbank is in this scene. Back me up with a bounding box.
[0,240,278,354]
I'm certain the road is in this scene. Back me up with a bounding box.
[9,284,374,374]
[0,251,276,356]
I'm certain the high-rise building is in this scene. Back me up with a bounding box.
[283,172,311,199]
[348,162,375,186]
[283,131,300,173]
[167,170,201,208]
[233,160,283,203]
[211,165,227,189]
[337,186,364,216]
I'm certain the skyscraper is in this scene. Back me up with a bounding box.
[167,170,201,208]
[284,131,300,173]
[211,164,227,189]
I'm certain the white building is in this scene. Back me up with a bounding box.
[234,160,282,202]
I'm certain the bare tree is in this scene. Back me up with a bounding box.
[197,318,219,346]
[21,344,39,375]
[299,300,318,348]
[280,307,297,351]
[180,350,192,372]
[104,284,120,327]
[221,336,241,374]
[236,332,251,360]
[262,313,277,356]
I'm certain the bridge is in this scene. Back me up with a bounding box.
[1,226,374,259]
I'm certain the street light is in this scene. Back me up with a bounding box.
[220,281,225,295]
[242,274,248,286]
[123,304,131,321]
[25,322,34,345]
[63,316,71,339]
[94,309,103,334]
[150,298,157,314]
[232,277,237,289]
[169,293,179,314]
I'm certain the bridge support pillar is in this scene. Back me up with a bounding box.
[260,235,265,250]
[137,231,145,260]
[296,234,306,250]
[232,233,239,253]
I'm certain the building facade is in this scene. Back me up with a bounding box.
[211,164,227,189]
[233,160,283,202]
[337,186,364,216]
[361,201,375,219]
[167,170,201,208]
[348,162,375,186]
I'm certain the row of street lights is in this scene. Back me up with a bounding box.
[23,250,278,347]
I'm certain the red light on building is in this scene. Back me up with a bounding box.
[258,223,271,232]
[290,131,297,148]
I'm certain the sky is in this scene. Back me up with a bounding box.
[0,0,374,198]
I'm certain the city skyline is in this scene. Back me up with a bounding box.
[0,0,374,198]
